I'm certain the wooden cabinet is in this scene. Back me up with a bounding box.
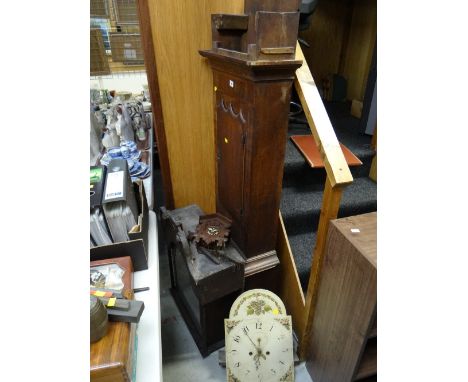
[306,212,377,382]
[200,52,301,274]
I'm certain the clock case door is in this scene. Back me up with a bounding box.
[212,66,297,260]
[215,88,249,250]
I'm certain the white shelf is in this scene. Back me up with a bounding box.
[133,211,163,382]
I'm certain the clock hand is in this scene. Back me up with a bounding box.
[253,353,260,369]
[244,331,261,352]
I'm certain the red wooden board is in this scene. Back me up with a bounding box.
[290,135,362,168]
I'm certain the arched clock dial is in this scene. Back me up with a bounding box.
[225,316,294,382]
[229,288,287,318]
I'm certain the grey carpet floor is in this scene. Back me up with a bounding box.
[281,100,377,292]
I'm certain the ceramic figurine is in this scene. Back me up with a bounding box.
[102,108,120,149]
[132,113,147,141]
[115,105,135,142]
[90,111,102,164]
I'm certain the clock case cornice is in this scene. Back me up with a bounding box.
[199,48,302,82]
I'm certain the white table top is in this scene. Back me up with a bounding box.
[133,211,163,381]
[142,114,154,210]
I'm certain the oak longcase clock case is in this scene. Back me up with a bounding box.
[201,52,301,268]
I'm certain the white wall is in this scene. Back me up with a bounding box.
[90,71,148,95]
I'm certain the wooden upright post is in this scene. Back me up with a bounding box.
[300,176,345,357]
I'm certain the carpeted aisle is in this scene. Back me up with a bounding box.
[280,101,377,292]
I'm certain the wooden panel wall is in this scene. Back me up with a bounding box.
[341,0,377,101]
[298,0,376,102]
[298,0,351,87]
[136,0,174,208]
[146,0,244,212]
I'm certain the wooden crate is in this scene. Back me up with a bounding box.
[114,0,138,24]
[91,0,108,18]
[306,212,377,382]
[90,29,111,76]
[109,33,144,64]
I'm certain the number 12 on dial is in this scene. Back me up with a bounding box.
[224,316,294,382]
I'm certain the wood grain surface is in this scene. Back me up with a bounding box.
[298,0,376,102]
[300,176,344,358]
[333,212,377,268]
[136,0,175,208]
[200,47,300,259]
[305,212,377,382]
[276,211,306,339]
[90,257,135,382]
[146,0,244,212]
[294,43,353,187]
[351,99,363,118]
[369,126,377,182]
[298,0,351,85]
[341,0,377,101]
[369,154,377,182]
[290,135,362,168]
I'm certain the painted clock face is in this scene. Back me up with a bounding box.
[225,316,294,382]
[229,289,287,318]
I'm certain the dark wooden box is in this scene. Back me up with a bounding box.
[161,204,245,356]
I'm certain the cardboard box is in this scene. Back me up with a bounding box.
[109,33,144,64]
[91,181,149,271]
[90,28,111,76]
